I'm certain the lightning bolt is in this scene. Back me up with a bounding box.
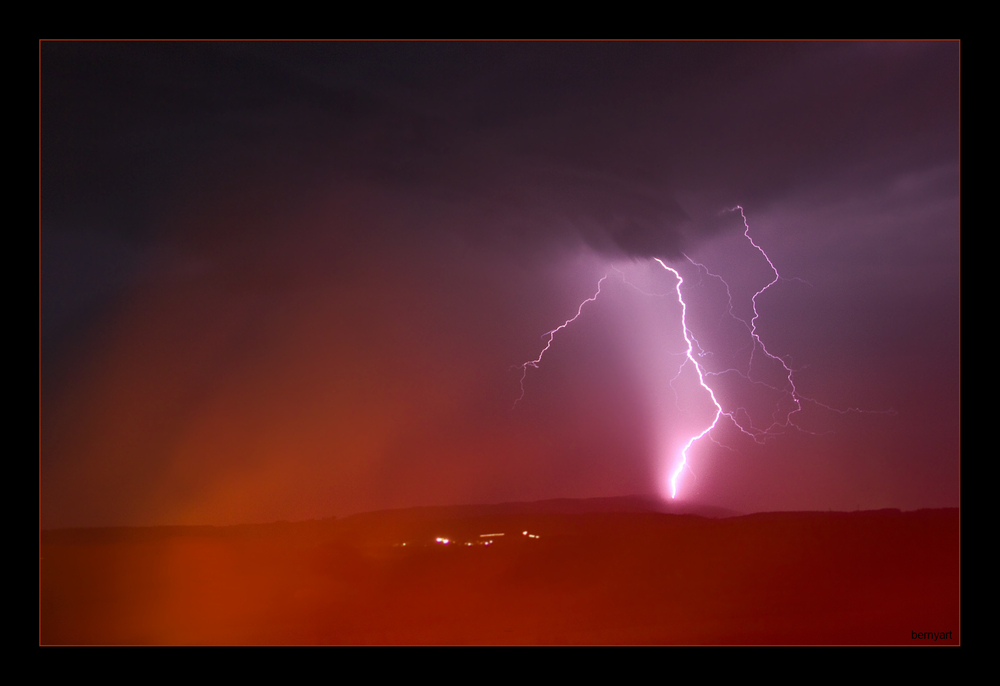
[736,205,805,435]
[513,275,609,409]
[515,206,883,499]
[653,258,723,498]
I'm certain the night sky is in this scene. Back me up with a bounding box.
[40,42,960,528]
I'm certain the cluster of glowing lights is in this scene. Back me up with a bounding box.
[515,206,854,499]
[425,532,538,547]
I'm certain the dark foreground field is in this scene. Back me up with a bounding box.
[40,503,959,645]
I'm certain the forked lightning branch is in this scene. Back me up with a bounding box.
[514,206,867,498]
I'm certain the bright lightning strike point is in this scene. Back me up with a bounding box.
[654,258,723,499]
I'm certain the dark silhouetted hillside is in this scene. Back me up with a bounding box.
[40,503,959,645]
